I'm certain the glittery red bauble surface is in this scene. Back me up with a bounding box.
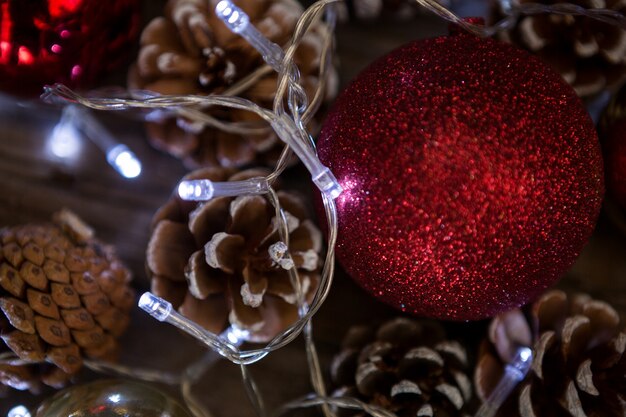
[317,29,603,321]
[0,0,141,96]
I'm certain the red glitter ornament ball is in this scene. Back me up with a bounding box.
[0,0,141,96]
[316,28,603,321]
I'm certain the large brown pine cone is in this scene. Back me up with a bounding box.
[0,210,134,393]
[146,167,322,343]
[493,0,626,98]
[475,290,626,417]
[330,318,476,417]
[129,0,337,169]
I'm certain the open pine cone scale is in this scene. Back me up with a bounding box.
[131,0,337,169]
[331,318,475,417]
[147,167,323,343]
[475,290,626,417]
[494,0,626,98]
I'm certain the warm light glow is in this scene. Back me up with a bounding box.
[0,41,11,64]
[48,0,84,18]
[0,3,12,64]
[71,64,82,79]
[17,46,34,65]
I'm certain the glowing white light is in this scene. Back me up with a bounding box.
[215,0,283,69]
[108,394,122,404]
[475,346,533,417]
[55,105,143,180]
[216,1,249,33]
[177,178,269,201]
[48,119,82,159]
[138,292,172,322]
[8,405,31,417]
[178,180,214,201]
[107,145,142,179]
[518,346,532,363]
[313,167,343,200]
[224,325,249,346]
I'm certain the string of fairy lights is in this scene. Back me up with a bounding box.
[31,1,625,417]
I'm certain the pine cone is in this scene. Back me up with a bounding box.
[330,318,476,417]
[146,167,322,343]
[0,210,134,393]
[129,0,337,169]
[475,290,626,417]
[493,0,626,98]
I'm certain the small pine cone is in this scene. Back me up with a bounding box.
[330,318,475,417]
[129,0,338,169]
[475,290,626,417]
[0,210,134,393]
[492,0,626,98]
[146,167,322,343]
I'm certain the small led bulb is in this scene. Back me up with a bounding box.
[270,115,342,199]
[313,168,343,200]
[107,144,142,179]
[475,346,533,417]
[138,292,172,322]
[177,177,270,201]
[178,179,214,201]
[60,105,143,179]
[48,114,82,159]
[222,325,249,346]
[215,0,285,71]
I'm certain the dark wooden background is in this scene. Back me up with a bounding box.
[1,2,625,416]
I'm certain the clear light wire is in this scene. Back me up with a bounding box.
[414,0,626,37]
[36,1,625,417]
[474,346,533,417]
[51,104,142,178]
[275,395,396,417]
[83,359,181,385]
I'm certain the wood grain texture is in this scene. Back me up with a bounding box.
[0,7,625,417]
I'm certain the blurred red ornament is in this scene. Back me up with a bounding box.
[316,27,603,321]
[0,0,141,96]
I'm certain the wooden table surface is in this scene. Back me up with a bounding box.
[1,4,626,417]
